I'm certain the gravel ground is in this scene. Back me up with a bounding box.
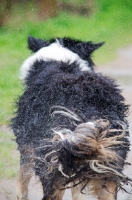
[0,45,132,200]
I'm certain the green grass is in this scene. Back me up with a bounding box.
[0,129,19,178]
[0,2,132,125]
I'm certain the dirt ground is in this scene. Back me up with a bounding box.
[0,46,132,200]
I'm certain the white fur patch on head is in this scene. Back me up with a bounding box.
[20,41,91,80]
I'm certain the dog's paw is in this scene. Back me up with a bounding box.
[17,195,28,200]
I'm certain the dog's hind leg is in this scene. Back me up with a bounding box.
[17,158,33,200]
[42,188,65,200]
[17,163,33,200]
[71,184,85,200]
[55,189,65,200]
[89,180,118,200]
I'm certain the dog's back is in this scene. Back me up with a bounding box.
[12,36,131,200]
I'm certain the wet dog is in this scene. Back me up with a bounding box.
[12,36,131,200]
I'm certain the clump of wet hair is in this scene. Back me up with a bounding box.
[34,107,131,193]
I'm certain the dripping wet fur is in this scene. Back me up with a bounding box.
[11,36,131,200]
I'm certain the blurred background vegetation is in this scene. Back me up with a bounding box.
[1,0,132,125]
[0,0,132,178]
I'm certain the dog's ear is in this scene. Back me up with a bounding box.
[85,41,105,54]
[28,36,49,52]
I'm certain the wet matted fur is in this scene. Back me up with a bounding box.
[11,36,131,200]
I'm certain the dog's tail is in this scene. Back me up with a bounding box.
[50,106,128,179]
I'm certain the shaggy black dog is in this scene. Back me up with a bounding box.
[12,36,131,200]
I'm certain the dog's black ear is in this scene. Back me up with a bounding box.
[28,36,49,52]
[86,41,105,54]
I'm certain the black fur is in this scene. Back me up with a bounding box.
[12,36,130,199]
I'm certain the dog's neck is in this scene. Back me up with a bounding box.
[20,40,91,81]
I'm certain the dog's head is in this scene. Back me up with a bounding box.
[20,36,104,82]
[28,36,104,59]
[28,36,104,69]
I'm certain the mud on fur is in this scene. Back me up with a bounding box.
[11,36,131,200]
